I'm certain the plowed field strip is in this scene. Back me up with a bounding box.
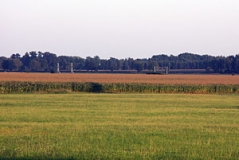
[0,73,239,84]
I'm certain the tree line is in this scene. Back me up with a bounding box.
[0,51,239,74]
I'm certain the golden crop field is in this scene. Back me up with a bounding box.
[0,72,239,85]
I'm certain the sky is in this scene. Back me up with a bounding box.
[1,0,239,59]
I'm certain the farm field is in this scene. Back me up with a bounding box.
[1,72,239,84]
[0,94,239,159]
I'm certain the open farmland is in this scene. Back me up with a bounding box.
[0,94,239,160]
[0,72,239,84]
[1,73,239,94]
[1,73,239,159]
[0,94,239,159]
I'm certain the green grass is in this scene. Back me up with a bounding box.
[0,94,239,159]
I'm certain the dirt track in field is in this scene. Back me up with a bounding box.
[0,72,239,85]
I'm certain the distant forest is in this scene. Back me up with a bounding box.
[0,51,239,74]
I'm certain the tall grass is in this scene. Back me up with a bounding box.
[0,94,239,159]
[0,81,239,94]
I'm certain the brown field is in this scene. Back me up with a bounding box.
[0,72,239,85]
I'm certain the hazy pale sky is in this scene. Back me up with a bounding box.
[1,0,239,59]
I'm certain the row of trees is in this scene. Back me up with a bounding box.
[0,51,239,74]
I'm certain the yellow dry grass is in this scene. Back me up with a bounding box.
[0,72,239,84]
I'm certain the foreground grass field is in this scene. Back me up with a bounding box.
[0,94,239,159]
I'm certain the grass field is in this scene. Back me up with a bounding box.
[1,94,239,159]
[1,72,239,84]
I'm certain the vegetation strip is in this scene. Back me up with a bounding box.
[1,73,239,84]
[0,81,239,94]
[1,52,239,74]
